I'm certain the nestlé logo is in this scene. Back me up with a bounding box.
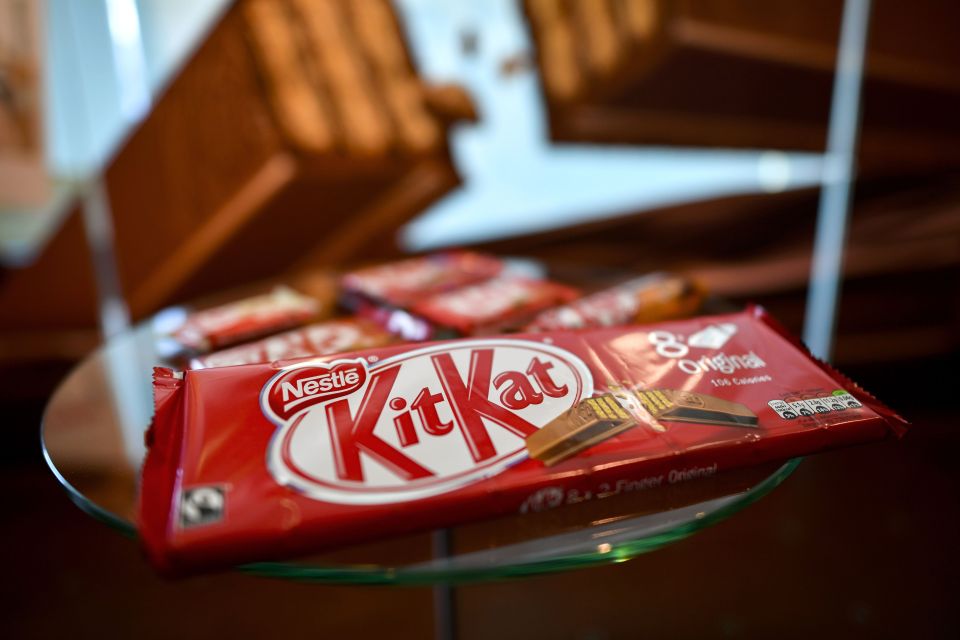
[264,359,367,421]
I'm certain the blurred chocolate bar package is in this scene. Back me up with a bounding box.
[340,251,504,308]
[171,286,326,353]
[526,273,704,331]
[189,317,395,369]
[342,252,578,339]
[408,275,580,336]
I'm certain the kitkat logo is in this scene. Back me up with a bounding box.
[263,359,366,422]
[261,339,593,505]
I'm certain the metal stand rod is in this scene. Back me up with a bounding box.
[62,1,133,340]
[431,528,457,640]
[80,177,131,339]
[802,0,872,360]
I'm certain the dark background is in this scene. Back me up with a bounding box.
[3,355,956,639]
[3,0,959,637]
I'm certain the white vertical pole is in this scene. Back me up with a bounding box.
[802,0,872,360]
[60,0,137,339]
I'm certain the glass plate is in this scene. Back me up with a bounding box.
[42,308,799,585]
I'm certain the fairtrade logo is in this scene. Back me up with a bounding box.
[261,339,592,504]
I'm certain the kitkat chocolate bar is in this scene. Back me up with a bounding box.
[354,274,581,340]
[188,318,394,369]
[409,275,580,335]
[340,251,503,307]
[525,272,704,331]
[172,286,322,352]
[140,307,907,575]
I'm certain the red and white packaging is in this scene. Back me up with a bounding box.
[525,273,704,331]
[188,318,394,369]
[341,251,503,307]
[409,275,580,335]
[140,307,907,575]
[172,286,321,352]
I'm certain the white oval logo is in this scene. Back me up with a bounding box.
[262,339,593,504]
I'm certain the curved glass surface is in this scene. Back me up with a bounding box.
[42,315,800,585]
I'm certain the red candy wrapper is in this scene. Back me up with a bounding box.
[140,307,907,575]
[173,286,321,352]
[189,318,394,369]
[409,275,580,335]
[341,251,503,307]
[525,273,704,331]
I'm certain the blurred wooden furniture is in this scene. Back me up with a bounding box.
[0,0,473,346]
[111,0,472,317]
[0,0,49,210]
[523,0,960,174]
